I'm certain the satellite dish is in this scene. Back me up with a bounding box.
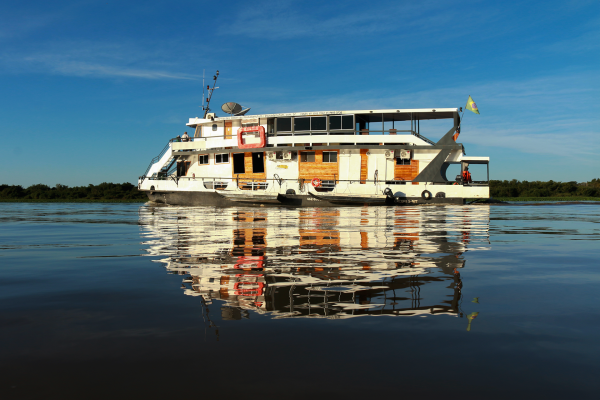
[222,102,242,115]
[221,102,251,116]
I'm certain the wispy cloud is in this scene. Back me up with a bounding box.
[217,0,460,40]
[0,40,201,80]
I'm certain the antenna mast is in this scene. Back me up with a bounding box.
[203,70,219,118]
[202,69,205,112]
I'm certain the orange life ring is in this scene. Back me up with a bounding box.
[311,178,322,188]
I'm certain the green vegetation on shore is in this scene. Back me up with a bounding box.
[490,179,600,199]
[0,183,147,202]
[1,179,599,202]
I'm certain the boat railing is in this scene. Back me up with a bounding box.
[189,129,433,140]
[140,138,178,183]
[144,175,482,188]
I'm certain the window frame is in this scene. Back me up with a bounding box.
[300,151,316,162]
[322,151,338,163]
[215,153,230,164]
[198,154,210,165]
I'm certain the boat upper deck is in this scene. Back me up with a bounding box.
[182,108,460,151]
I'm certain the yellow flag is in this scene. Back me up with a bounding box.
[466,95,480,114]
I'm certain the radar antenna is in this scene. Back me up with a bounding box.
[202,70,219,118]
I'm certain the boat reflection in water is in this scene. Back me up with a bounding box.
[140,205,490,321]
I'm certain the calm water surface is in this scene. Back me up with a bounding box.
[1,203,599,399]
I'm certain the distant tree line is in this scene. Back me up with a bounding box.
[1,180,599,201]
[490,179,600,198]
[0,182,147,201]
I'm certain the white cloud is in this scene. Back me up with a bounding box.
[0,40,201,80]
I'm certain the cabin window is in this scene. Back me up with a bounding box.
[311,117,326,131]
[396,158,411,165]
[294,117,310,131]
[198,154,209,165]
[212,124,217,131]
[329,115,354,130]
[277,118,292,132]
[294,116,327,131]
[276,151,284,160]
[215,153,229,164]
[323,151,338,163]
[301,151,315,162]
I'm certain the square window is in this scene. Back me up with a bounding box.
[294,117,310,131]
[396,158,411,165]
[323,151,338,163]
[311,116,326,131]
[277,118,292,132]
[215,153,229,164]
[301,151,315,162]
[198,154,209,164]
[212,124,218,131]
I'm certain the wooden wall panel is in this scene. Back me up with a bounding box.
[298,150,339,181]
[225,121,232,139]
[233,152,267,183]
[360,149,368,184]
[394,160,419,181]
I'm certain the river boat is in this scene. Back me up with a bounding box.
[138,84,489,207]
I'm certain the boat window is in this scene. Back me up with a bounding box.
[212,124,218,131]
[215,153,229,164]
[329,115,354,130]
[329,116,341,130]
[301,151,315,162]
[294,117,310,131]
[276,151,284,160]
[198,155,209,165]
[396,158,411,165]
[342,115,353,130]
[323,151,338,163]
[311,117,326,131]
[277,118,292,132]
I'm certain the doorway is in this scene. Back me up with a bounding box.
[225,121,232,139]
[233,153,245,174]
[176,161,190,177]
[252,152,264,173]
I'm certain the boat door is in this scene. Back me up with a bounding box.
[177,161,190,176]
[233,153,245,174]
[225,121,232,139]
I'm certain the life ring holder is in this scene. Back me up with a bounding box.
[311,178,322,188]
[421,190,432,200]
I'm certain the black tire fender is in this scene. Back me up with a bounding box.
[421,190,432,200]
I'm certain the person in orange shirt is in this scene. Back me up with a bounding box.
[462,167,472,184]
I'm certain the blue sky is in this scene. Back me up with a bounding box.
[1,0,598,186]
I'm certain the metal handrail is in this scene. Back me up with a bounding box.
[188,129,431,140]
[141,138,177,179]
